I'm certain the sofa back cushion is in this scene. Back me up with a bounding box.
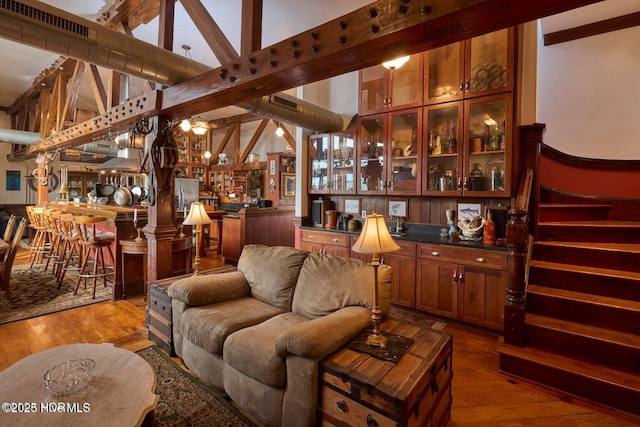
[292,252,392,319]
[237,245,309,311]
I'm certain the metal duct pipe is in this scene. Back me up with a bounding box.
[0,129,41,144]
[0,0,343,133]
[0,0,208,86]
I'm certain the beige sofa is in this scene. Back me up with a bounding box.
[168,244,392,427]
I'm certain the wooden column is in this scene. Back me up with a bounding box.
[36,160,48,205]
[518,123,545,240]
[504,208,529,346]
[143,116,179,283]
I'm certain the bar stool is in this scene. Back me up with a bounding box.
[57,213,81,286]
[2,214,15,262]
[73,215,116,299]
[43,210,64,274]
[27,207,51,268]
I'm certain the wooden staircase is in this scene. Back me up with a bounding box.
[498,203,640,417]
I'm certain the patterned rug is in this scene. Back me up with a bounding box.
[0,263,112,324]
[388,306,448,331]
[136,345,256,427]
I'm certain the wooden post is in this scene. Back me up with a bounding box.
[518,123,545,240]
[36,160,49,206]
[504,208,528,346]
[143,116,180,283]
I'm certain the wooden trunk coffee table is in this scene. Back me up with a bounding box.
[0,343,157,426]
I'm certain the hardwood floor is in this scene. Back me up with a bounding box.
[1,249,638,426]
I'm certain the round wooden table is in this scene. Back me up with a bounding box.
[0,343,157,426]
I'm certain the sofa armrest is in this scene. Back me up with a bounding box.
[275,306,372,359]
[168,271,251,306]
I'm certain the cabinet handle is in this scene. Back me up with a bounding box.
[463,176,469,190]
[465,79,470,91]
[459,270,464,284]
[476,257,486,263]
[308,235,314,239]
[336,400,347,413]
[453,270,458,283]
[459,80,464,93]
[333,238,340,242]
[387,95,391,106]
[430,251,440,256]
[366,414,379,427]
[457,177,462,190]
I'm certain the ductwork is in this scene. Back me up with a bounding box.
[0,0,343,133]
[0,129,41,144]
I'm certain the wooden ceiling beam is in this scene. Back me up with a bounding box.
[60,61,84,129]
[160,0,603,117]
[85,63,107,115]
[239,118,269,163]
[208,113,261,129]
[158,0,175,51]
[181,0,239,64]
[241,0,263,56]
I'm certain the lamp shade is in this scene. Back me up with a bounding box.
[183,202,212,226]
[191,117,209,135]
[351,211,401,254]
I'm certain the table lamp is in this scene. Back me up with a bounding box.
[351,211,400,348]
[183,201,212,275]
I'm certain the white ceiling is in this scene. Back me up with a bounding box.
[0,0,635,115]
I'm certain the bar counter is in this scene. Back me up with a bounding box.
[43,202,190,300]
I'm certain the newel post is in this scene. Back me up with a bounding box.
[504,207,528,346]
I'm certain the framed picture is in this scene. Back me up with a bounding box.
[281,173,296,199]
[457,202,482,221]
[344,199,360,215]
[388,200,407,217]
[6,170,20,191]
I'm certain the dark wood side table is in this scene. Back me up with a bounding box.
[318,319,452,427]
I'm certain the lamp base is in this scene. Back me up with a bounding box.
[366,332,388,348]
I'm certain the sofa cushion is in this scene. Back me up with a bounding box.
[237,245,308,311]
[292,252,392,319]
[181,297,284,355]
[224,312,309,388]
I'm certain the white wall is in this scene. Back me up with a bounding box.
[536,24,640,159]
[0,112,32,204]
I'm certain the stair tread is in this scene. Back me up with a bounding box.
[534,241,640,252]
[530,259,640,279]
[539,220,640,227]
[539,203,612,209]
[527,284,640,311]
[525,313,640,348]
[497,337,640,390]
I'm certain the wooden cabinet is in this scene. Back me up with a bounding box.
[424,28,515,105]
[309,132,356,195]
[423,93,513,196]
[67,171,99,199]
[380,240,416,309]
[176,130,208,188]
[423,27,516,197]
[359,53,423,115]
[300,229,350,257]
[416,243,507,330]
[357,108,422,195]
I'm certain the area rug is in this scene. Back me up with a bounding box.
[0,263,112,324]
[136,345,256,427]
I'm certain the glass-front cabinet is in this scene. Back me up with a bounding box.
[464,94,511,196]
[423,93,511,196]
[359,54,423,115]
[358,108,422,195]
[309,132,356,194]
[425,27,514,105]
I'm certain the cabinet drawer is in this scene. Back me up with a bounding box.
[417,243,506,270]
[384,240,416,258]
[320,386,395,427]
[300,230,349,247]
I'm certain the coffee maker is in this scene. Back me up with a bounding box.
[337,214,352,231]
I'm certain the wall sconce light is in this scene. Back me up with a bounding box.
[179,119,192,132]
[382,55,410,70]
[204,150,212,159]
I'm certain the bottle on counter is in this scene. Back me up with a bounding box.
[483,210,495,246]
[483,125,490,152]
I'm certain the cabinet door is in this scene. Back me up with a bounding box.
[323,245,350,258]
[389,53,423,110]
[383,254,416,308]
[331,132,356,194]
[466,28,515,97]
[300,241,324,254]
[457,265,506,331]
[309,134,330,193]
[424,42,465,105]
[359,65,387,115]
[388,109,421,195]
[416,259,457,318]
[357,115,386,194]
[423,102,464,195]
[463,93,512,196]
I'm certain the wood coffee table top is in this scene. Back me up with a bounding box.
[0,343,158,426]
